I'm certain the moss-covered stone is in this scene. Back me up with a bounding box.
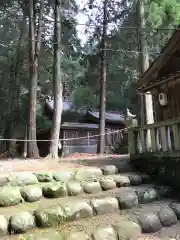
[34,172,53,182]
[91,197,119,215]
[111,175,130,187]
[34,206,66,228]
[0,186,22,207]
[92,226,118,240]
[158,206,177,227]
[0,215,8,236]
[53,172,73,182]
[74,168,102,181]
[66,181,83,196]
[138,213,162,233]
[128,174,142,186]
[9,212,36,234]
[60,200,93,221]
[42,183,68,198]
[169,202,180,219]
[99,177,116,190]
[8,172,38,186]
[113,220,141,239]
[137,188,158,204]
[116,189,139,209]
[101,165,118,175]
[0,174,9,187]
[21,186,43,202]
[81,181,102,194]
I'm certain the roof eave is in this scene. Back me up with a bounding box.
[139,27,180,86]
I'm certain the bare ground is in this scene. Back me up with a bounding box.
[0,154,125,173]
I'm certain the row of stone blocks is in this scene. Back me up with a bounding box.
[13,222,142,240]
[0,165,120,186]
[0,187,179,236]
[0,167,146,207]
[0,174,132,207]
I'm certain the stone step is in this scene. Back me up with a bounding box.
[0,164,176,238]
[6,213,142,240]
[6,201,180,240]
[0,186,146,217]
[0,177,130,208]
[0,171,152,209]
[0,164,140,188]
[0,184,176,237]
[0,181,169,218]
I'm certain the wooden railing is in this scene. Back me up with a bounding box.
[127,118,180,155]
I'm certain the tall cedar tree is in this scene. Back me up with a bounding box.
[28,0,44,158]
[49,0,63,158]
[97,0,108,154]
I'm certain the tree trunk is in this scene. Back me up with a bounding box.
[137,0,154,149]
[27,0,44,158]
[138,0,154,124]
[97,0,108,154]
[49,0,63,159]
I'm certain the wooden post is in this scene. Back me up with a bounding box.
[172,124,180,150]
[150,128,157,152]
[87,132,90,146]
[126,119,138,155]
[160,126,168,152]
[140,129,146,153]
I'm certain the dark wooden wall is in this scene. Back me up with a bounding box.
[63,129,98,147]
[152,75,180,122]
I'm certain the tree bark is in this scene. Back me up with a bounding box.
[27,0,44,158]
[138,0,154,123]
[137,0,154,149]
[97,0,108,154]
[49,0,63,159]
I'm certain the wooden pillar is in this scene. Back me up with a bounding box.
[126,119,138,155]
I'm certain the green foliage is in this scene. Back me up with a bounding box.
[72,86,98,110]
[1,0,180,144]
[147,0,180,27]
[36,103,52,132]
[0,0,82,139]
[76,0,180,115]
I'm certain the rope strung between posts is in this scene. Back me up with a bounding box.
[0,125,133,142]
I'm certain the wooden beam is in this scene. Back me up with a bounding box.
[139,30,180,85]
[138,72,180,92]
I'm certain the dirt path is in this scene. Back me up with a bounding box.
[0,159,87,173]
[0,154,127,173]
